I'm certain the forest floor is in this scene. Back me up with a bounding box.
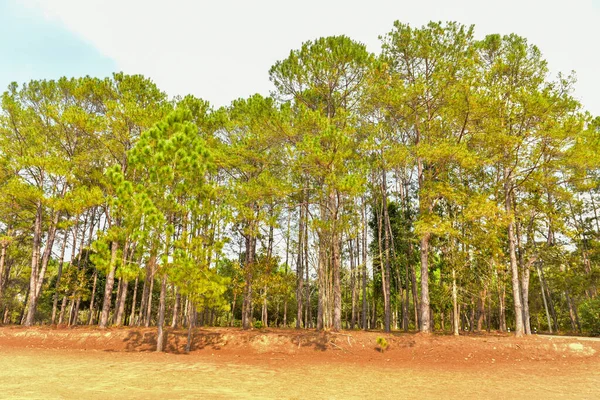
[0,326,598,399]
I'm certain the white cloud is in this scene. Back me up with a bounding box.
[21,0,600,114]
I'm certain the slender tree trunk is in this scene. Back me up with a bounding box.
[381,170,392,332]
[417,156,431,333]
[261,286,268,327]
[296,200,305,329]
[409,243,420,329]
[51,233,69,324]
[230,293,236,327]
[304,225,310,328]
[99,241,119,328]
[156,275,168,352]
[0,237,7,307]
[129,275,139,326]
[403,257,410,331]
[88,269,98,325]
[452,269,459,336]
[67,297,76,326]
[331,194,342,332]
[504,167,524,336]
[242,227,256,330]
[515,212,533,335]
[477,288,487,331]
[372,291,377,329]
[419,232,431,333]
[499,283,507,332]
[376,202,391,333]
[565,290,581,333]
[350,238,357,330]
[452,269,460,336]
[145,270,155,327]
[113,278,122,325]
[72,297,81,326]
[23,201,43,326]
[317,223,327,331]
[362,198,368,331]
[521,263,531,334]
[185,303,195,353]
[536,263,552,333]
[138,261,151,326]
[115,279,129,326]
[171,287,180,328]
[58,296,67,325]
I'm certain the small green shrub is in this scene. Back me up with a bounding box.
[253,320,264,329]
[376,336,389,352]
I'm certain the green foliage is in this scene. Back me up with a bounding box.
[376,336,389,352]
[579,298,600,336]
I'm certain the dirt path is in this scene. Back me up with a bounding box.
[0,327,598,399]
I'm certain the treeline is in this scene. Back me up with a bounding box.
[0,22,599,350]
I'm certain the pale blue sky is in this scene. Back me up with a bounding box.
[0,0,116,92]
[2,0,600,116]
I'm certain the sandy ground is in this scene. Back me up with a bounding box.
[0,327,598,400]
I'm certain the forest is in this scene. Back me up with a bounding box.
[0,21,599,352]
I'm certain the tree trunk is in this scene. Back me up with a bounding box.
[381,172,392,333]
[317,227,327,331]
[0,237,7,307]
[419,232,431,333]
[362,199,368,331]
[185,303,195,353]
[99,241,119,328]
[350,238,357,330]
[113,278,122,325]
[58,296,67,325]
[504,167,524,336]
[138,260,152,326]
[129,275,139,326]
[88,269,98,325]
[283,298,287,327]
[23,201,43,326]
[156,274,168,352]
[145,270,155,327]
[230,293,236,327]
[498,272,507,332]
[261,286,268,327]
[331,194,342,332]
[67,297,76,326]
[115,279,129,326]
[72,296,81,326]
[171,286,180,328]
[477,288,487,331]
[536,263,552,333]
[521,262,531,334]
[565,290,581,333]
[409,243,420,329]
[51,233,69,324]
[296,200,305,328]
[452,269,459,336]
[242,228,256,330]
[376,206,391,333]
[403,257,410,331]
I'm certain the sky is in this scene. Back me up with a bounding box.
[2,0,599,115]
